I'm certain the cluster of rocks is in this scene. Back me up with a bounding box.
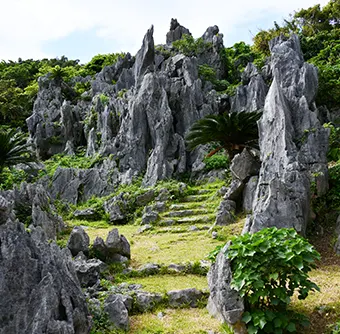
[26,18,228,202]
[0,196,91,334]
[207,34,330,331]
[0,181,65,239]
[89,283,208,332]
[213,148,260,227]
[65,226,131,288]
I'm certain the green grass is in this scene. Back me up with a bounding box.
[129,308,222,334]
[125,274,208,293]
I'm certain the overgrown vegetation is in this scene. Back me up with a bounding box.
[186,111,262,159]
[227,227,320,334]
[0,53,125,129]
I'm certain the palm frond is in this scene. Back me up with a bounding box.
[186,110,262,158]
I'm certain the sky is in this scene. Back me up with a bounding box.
[0,0,330,64]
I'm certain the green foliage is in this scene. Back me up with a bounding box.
[329,320,340,334]
[41,153,103,178]
[74,81,91,96]
[223,42,265,84]
[227,227,320,333]
[252,0,340,109]
[99,93,109,106]
[0,167,28,190]
[83,52,125,75]
[324,123,340,161]
[172,34,212,57]
[117,88,128,99]
[186,111,262,159]
[0,127,36,175]
[204,153,229,171]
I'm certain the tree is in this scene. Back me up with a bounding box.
[0,128,37,175]
[186,111,262,159]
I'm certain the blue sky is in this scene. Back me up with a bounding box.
[0,0,329,63]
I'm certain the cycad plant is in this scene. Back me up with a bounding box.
[0,128,37,175]
[186,111,262,159]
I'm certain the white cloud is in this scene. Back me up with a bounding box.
[0,0,330,61]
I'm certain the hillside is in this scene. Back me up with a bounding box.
[0,1,340,334]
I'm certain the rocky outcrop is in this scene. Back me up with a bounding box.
[67,226,90,257]
[244,35,329,235]
[3,182,65,239]
[27,20,221,193]
[166,18,191,44]
[207,243,245,333]
[92,228,131,263]
[231,63,268,113]
[0,210,90,334]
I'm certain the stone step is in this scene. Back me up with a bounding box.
[196,189,217,195]
[163,209,213,218]
[160,214,216,226]
[181,194,214,202]
[169,203,216,211]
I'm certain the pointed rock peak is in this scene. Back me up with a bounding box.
[134,25,155,84]
[202,25,220,43]
[269,34,303,61]
[166,18,191,44]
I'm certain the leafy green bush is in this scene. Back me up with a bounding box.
[204,153,229,170]
[99,94,109,106]
[172,34,212,57]
[42,153,103,178]
[227,227,320,334]
[0,167,28,190]
[324,123,340,161]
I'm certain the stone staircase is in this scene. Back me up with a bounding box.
[158,184,221,226]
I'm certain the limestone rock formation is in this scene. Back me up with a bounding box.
[245,35,329,235]
[207,243,246,333]
[166,18,191,44]
[27,21,221,194]
[0,213,90,334]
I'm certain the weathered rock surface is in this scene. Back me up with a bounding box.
[73,254,106,287]
[245,35,329,235]
[231,62,268,113]
[0,218,90,334]
[207,243,246,333]
[67,226,90,256]
[166,18,191,44]
[167,288,205,308]
[91,228,130,263]
[214,200,236,226]
[104,294,129,332]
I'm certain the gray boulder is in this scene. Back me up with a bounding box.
[215,200,236,226]
[73,208,98,221]
[167,288,204,308]
[67,226,90,257]
[73,255,106,287]
[141,206,160,224]
[242,176,258,213]
[133,291,163,312]
[0,220,90,334]
[136,190,155,206]
[224,179,244,202]
[230,149,260,182]
[104,193,128,224]
[104,294,129,332]
[207,243,245,333]
[137,263,160,275]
